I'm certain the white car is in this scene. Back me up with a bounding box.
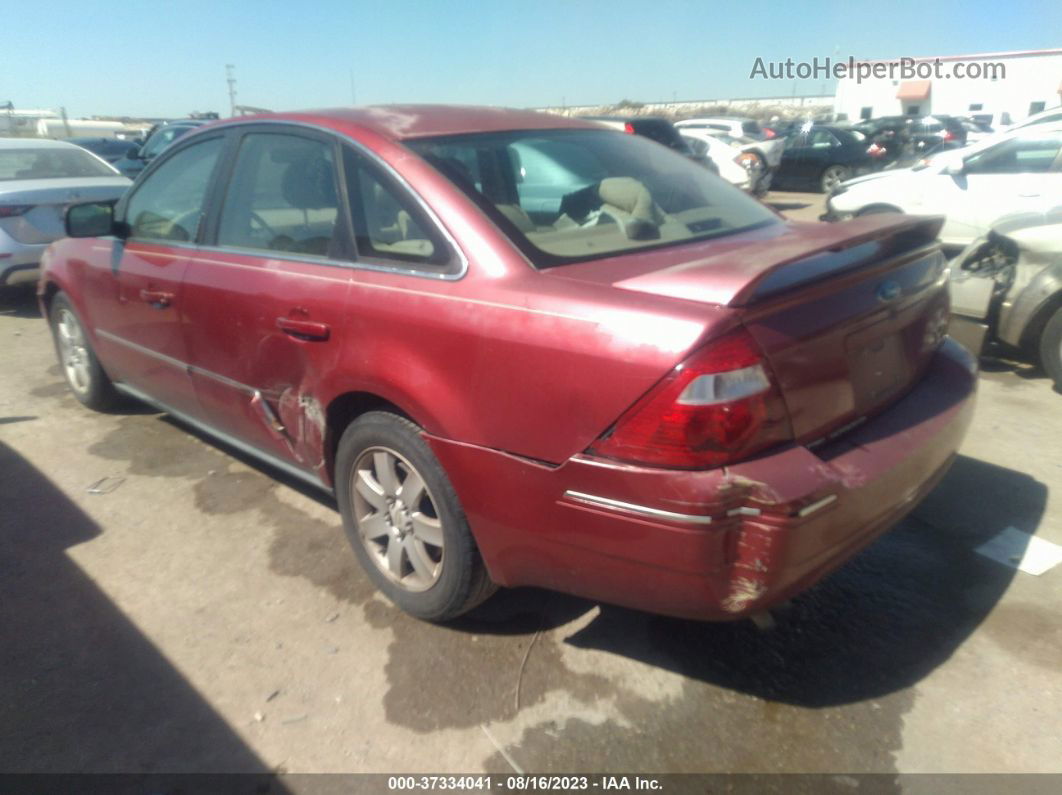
[1006,106,1062,133]
[825,123,1062,250]
[675,117,770,140]
[678,130,755,191]
[0,138,130,287]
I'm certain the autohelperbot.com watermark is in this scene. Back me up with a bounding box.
[750,56,1006,83]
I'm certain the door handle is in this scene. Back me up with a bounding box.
[276,316,330,341]
[139,288,174,308]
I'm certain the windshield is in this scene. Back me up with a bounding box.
[0,148,117,181]
[406,129,777,267]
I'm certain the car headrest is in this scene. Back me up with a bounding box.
[281,155,337,211]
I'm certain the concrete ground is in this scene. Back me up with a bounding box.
[2,192,1060,778]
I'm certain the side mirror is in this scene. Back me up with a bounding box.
[125,146,142,160]
[66,201,120,238]
[940,155,965,176]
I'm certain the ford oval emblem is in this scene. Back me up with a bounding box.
[876,280,902,303]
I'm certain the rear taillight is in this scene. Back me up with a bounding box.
[589,328,780,469]
[0,205,33,218]
[735,152,757,170]
[623,122,636,134]
[943,130,955,142]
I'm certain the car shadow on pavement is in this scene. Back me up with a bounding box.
[766,199,812,212]
[0,440,287,777]
[978,349,1050,382]
[0,285,41,319]
[473,454,1042,708]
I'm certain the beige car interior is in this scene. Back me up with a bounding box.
[516,177,749,258]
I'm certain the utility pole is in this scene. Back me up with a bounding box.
[226,64,237,117]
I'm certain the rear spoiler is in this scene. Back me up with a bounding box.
[728,215,944,306]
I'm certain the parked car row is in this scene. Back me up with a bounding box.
[822,121,1062,390]
[824,122,1062,249]
[33,105,977,626]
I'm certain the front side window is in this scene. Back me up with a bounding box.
[125,137,222,242]
[965,133,1062,175]
[217,133,339,258]
[406,129,777,267]
[0,148,116,181]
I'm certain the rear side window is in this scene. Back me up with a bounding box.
[217,133,340,258]
[125,137,222,242]
[0,148,116,181]
[965,133,1062,174]
[342,148,447,268]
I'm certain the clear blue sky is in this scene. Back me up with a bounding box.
[6,0,1061,118]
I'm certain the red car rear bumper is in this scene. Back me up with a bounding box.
[428,338,977,621]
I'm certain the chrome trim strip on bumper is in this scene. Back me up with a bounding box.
[563,490,713,525]
[796,494,838,518]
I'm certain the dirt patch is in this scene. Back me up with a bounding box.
[88,415,225,479]
[361,592,613,732]
[29,381,69,398]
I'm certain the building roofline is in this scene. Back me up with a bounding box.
[852,48,1062,65]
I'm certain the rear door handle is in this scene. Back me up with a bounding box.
[276,317,331,341]
[139,289,174,308]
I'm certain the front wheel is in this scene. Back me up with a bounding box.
[1039,305,1062,392]
[335,411,496,620]
[48,292,122,411]
[819,164,850,194]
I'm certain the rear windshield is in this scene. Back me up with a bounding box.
[405,129,777,267]
[0,148,117,181]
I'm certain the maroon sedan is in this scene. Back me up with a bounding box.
[40,106,976,621]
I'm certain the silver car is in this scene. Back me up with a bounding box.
[949,210,1062,390]
[0,138,130,287]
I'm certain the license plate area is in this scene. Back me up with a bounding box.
[848,331,909,408]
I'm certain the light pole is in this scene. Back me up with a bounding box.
[226,64,237,117]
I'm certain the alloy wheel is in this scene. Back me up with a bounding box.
[56,308,92,396]
[351,446,444,592]
[821,165,849,193]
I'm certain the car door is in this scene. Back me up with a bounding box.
[172,127,365,482]
[81,134,225,418]
[180,128,454,482]
[779,128,835,185]
[942,131,1062,244]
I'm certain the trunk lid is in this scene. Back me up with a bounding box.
[557,215,950,444]
[0,179,129,244]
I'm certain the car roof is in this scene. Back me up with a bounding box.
[0,137,86,151]
[211,105,603,141]
[681,116,751,123]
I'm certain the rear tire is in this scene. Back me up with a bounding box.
[48,292,122,411]
[819,164,850,194]
[856,204,903,217]
[1039,306,1062,392]
[335,411,496,621]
